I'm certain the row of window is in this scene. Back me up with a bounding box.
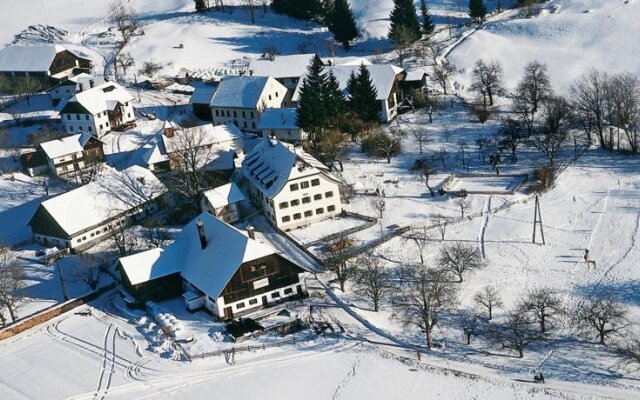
[214,109,256,119]
[281,205,336,223]
[234,287,294,309]
[290,178,320,192]
[279,191,333,209]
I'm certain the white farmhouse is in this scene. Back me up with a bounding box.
[49,73,104,106]
[200,182,245,224]
[258,108,307,144]
[38,132,104,177]
[59,81,135,137]
[293,64,406,122]
[210,76,287,134]
[247,53,316,91]
[28,165,166,251]
[242,137,342,230]
[118,213,310,320]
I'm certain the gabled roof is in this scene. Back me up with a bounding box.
[210,76,283,109]
[242,137,336,199]
[30,166,166,237]
[119,213,283,298]
[247,53,317,79]
[203,182,245,210]
[258,108,299,131]
[292,64,405,102]
[39,133,98,160]
[189,83,217,105]
[61,81,133,115]
[162,123,242,154]
[0,44,85,72]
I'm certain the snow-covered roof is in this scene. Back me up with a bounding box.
[0,44,80,72]
[39,133,96,160]
[142,142,169,165]
[210,76,281,109]
[405,69,428,81]
[325,56,372,67]
[119,213,281,299]
[292,64,405,102]
[35,166,166,236]
[162,123,242,154]
[258,108,299,131]
[203,182,245,210]
[63,81,134,115]
[247,53,316,79]
[242,137,336,199]
[189,83,217,105]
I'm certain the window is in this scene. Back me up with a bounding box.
[85,115,89,120]
[106,122,109,127]
[99,124,103,129]
[249,299,258,305]
[304,210,312,217]
[242,111,246,118]
[233,110,237,117]
[76,115,80,120]
[127,113,131,118]
[316,208,324,215]
[90,232,95,237]
[226,110,230,117]
[314,194,322,200]
[243,121,247,128]
[271,292,280,299]
[302,197,311,204]
[311,178,320,186]
[290,183,299,191]
[328,205,336,212]
[284,288,293,295]
[279,202,288,209]
[236,302,245,309]
[215,110,220,116]
[268,94,272,100]
[300,181,309,189]
[291,199,300,206]
[282,216,291,223]
[82,236,87,240]
[325,191,334,198]
[88,127,92,133]
[252,122,256,129]
[69,126,74,131]
[66,114,71,120]
[250,111,255,118]
[275,92,279,98]
[293,213,301,220]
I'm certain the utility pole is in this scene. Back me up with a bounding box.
[532,195,545,245]
[55,261,70,301]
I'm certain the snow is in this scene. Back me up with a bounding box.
[0,44,66,72]
[66,81,134,115]
[449,0,640,93]
[445,175,526,193]
[247,53,316,79]
[38,133,91,160]
[202,182,245,210]
[258,108,299,131]
[210,76,280,109]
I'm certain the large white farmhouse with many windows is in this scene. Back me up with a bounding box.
[59,81,135,138]
[210,76,287,134]
[242,137,342,230]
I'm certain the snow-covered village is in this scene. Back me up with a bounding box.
[0,0,639,399]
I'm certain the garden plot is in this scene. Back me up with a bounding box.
[287,215,373,246]
[443,174,528,194]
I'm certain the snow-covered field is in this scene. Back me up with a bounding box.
[450,0,640,93]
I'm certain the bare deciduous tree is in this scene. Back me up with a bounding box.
[474,286,503,320]
[243,0,257,24]
[494,308,541,358]
[570,70,610,148]
[471,59,504,106]
[460,310,480,345]
[438,241,485,282]
[514,61,553,129]
[577,296,629,346]
[415,157,435,196]
[324,235,354,292]
[607,72,640,153]
[0,244,24,324]
[528,96,572,166]
[458,196,468,219]
[110,0,138,44]
[142,215,170,248]
[434,216,448,241]
[371,198,386,236]
[116,52,135,76]
[407,226,429,265]
[412,128,427,154]
[352,252,391,312]
[393,267,458,348]
[521,287,563,334]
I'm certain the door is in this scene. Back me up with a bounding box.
[223,306,233,320]
[262,295,269,308]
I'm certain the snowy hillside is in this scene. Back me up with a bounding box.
[449,0,640,93]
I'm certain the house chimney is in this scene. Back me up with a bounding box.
[247,226,255,240]
[164,125,174,138]
[78,83,84,92]
[89,79,95,88]
[249,70,254,77]
[196,218,207,249]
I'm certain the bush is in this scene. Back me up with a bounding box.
[362,132,401,162]
[528,166,555,194]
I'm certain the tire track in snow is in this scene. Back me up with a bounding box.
[477,196,491,259]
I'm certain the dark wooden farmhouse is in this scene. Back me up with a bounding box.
[118,213,309,320]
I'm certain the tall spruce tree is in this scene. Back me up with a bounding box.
[420,0,435,35]
[194,0,206,12]
[329,0,359,50]
[469,0,488,23]
[388,0,422,45]
[324,71,346,118]
[347,64,379,123]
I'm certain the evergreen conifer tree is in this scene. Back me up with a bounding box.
[297,56,328,139]
[420,0,435,35]
[324,71,346,118]
[468,0,488,23]
[347,64,379,123]
[388,0,422,45]
[194,0,207,12]
[329,0,359,50]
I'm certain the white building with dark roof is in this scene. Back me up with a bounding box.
[60,81,135,137]
[258,108,307,143]
[210,76,287,133]
[201,182,245,223]
[28,165,166,251]
[0,44,92,89]
[293,64,406,122]
[242,137,342,230]
[118,213,309,319]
